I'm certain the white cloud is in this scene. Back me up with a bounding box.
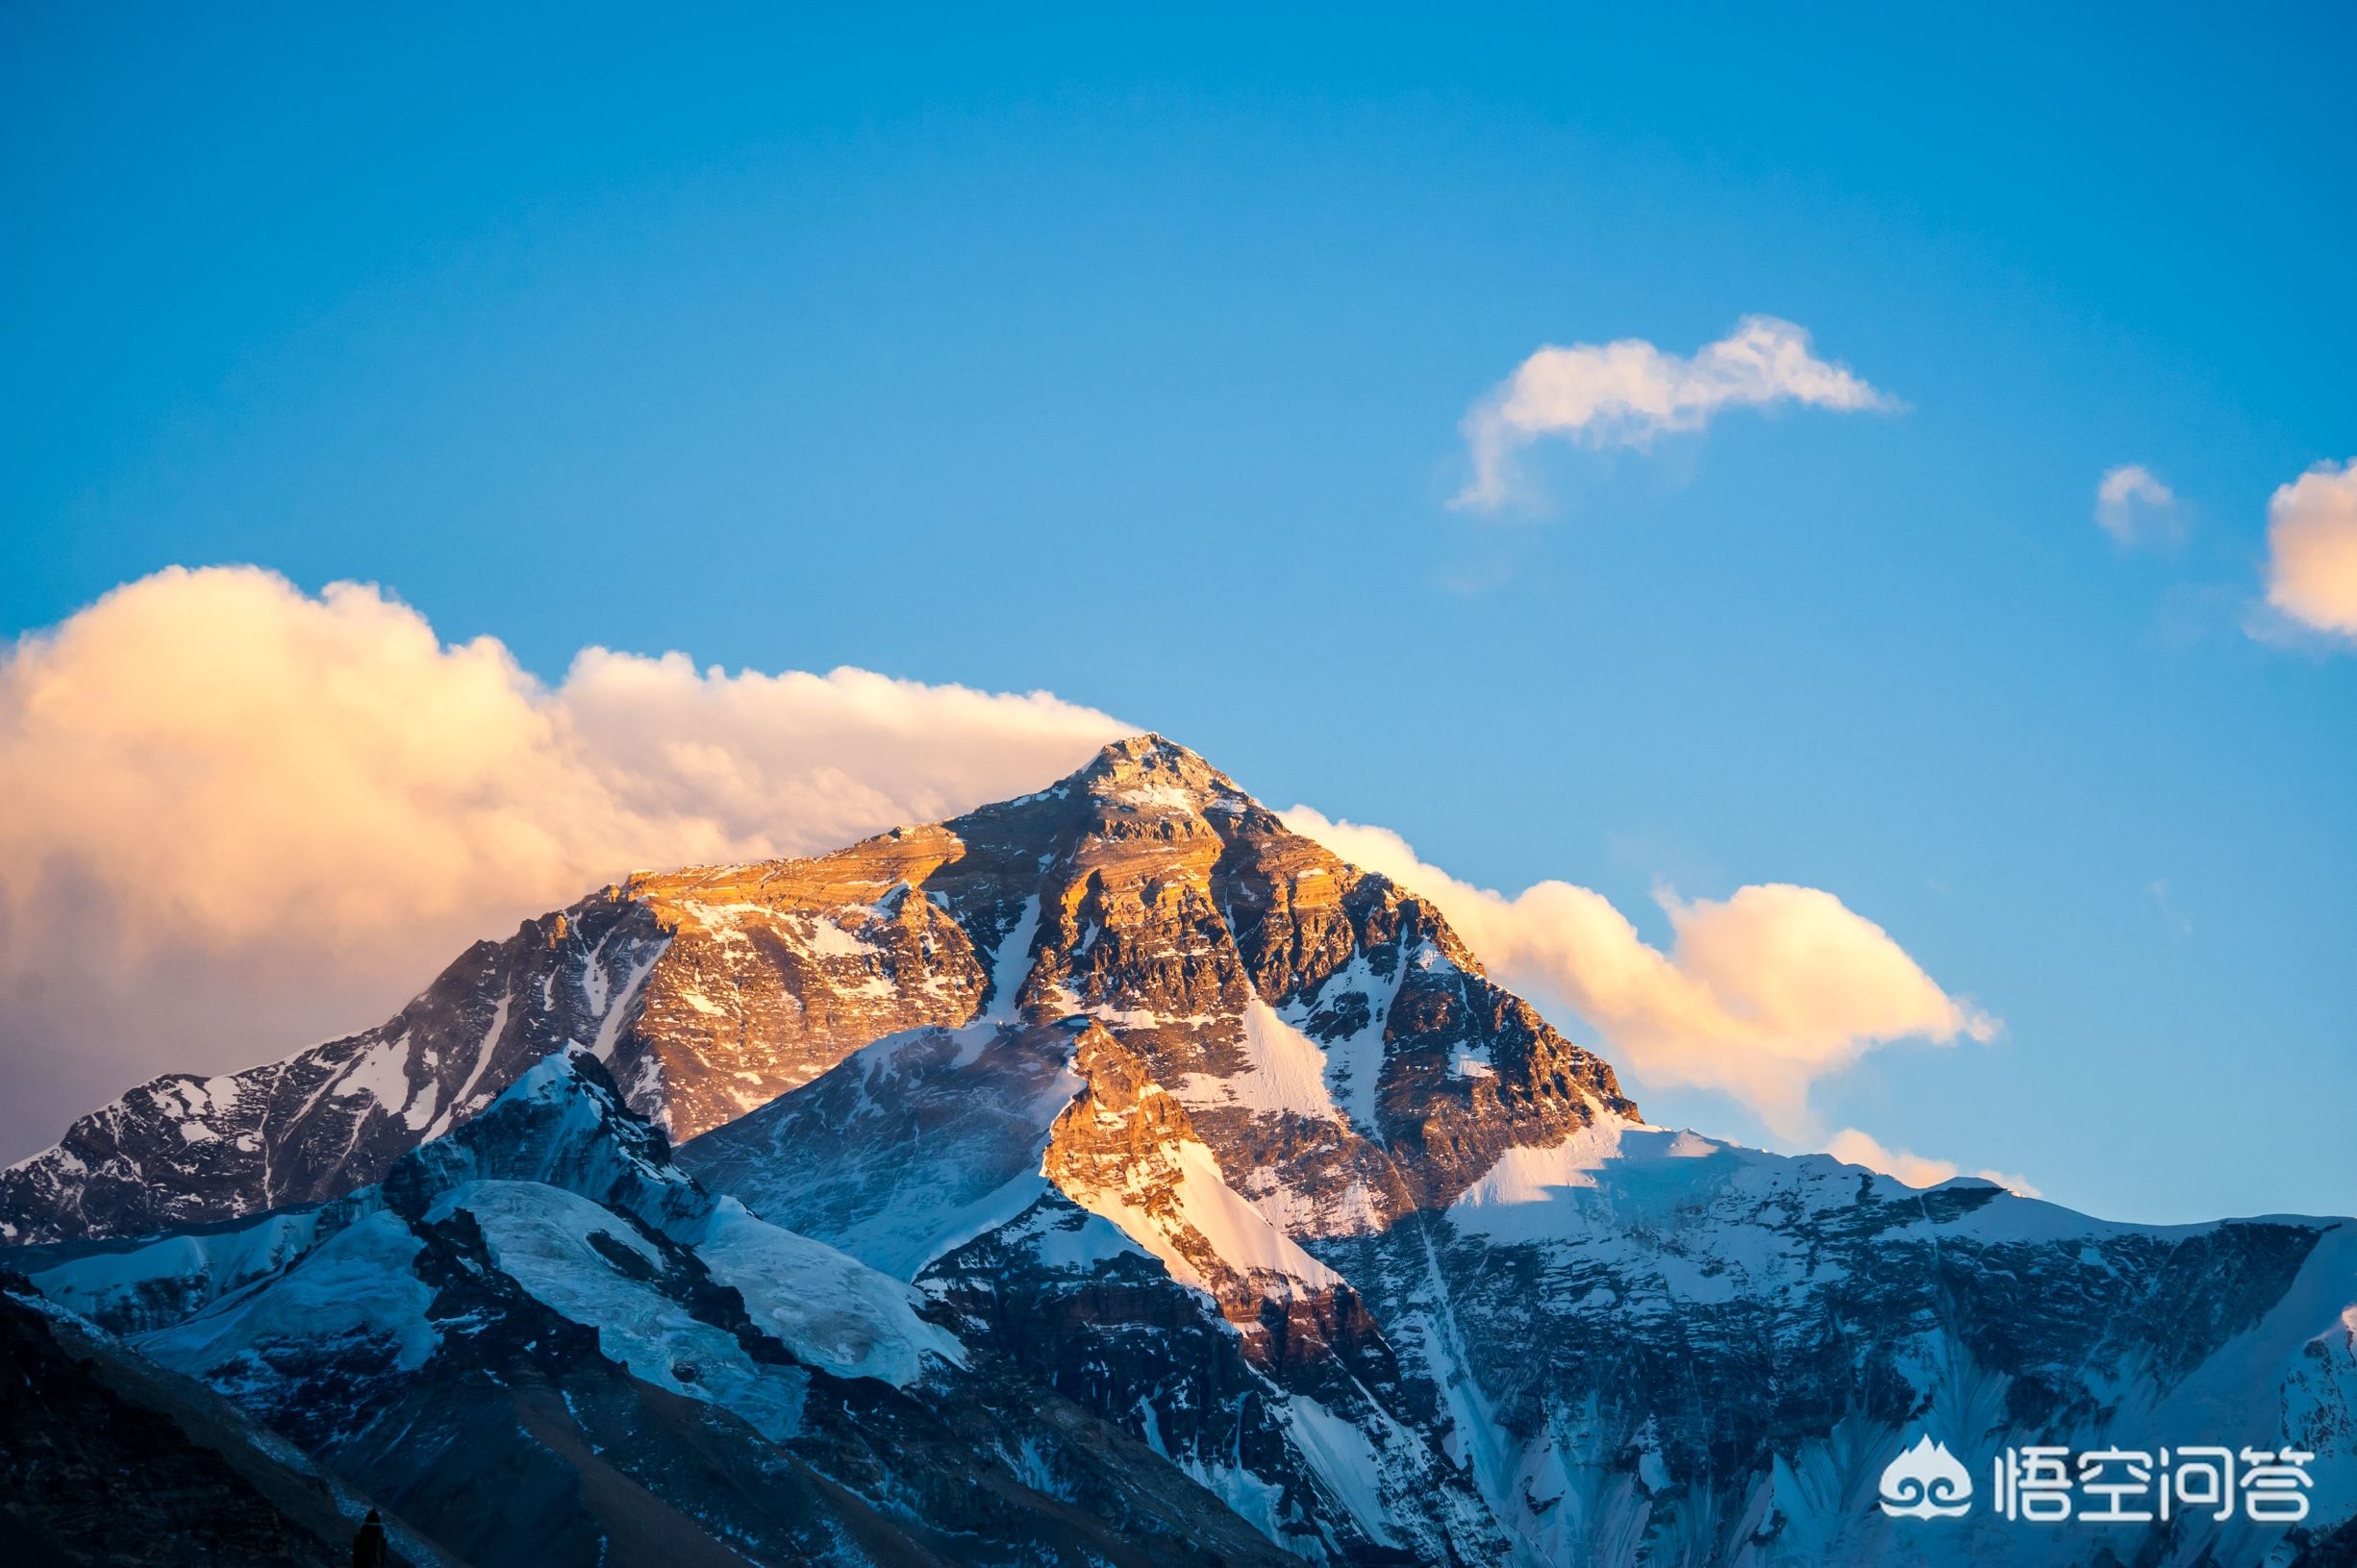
[2094,463,2179,545]
[1279,809,1993,1134]
[0,566,1127,1157]
[2261,458,2357,642]
[1453,314,1896,510]
[1825,1128,2040,1198]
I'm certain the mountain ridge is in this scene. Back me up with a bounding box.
[5,734,2353,1566]
[2,733,1633,1247]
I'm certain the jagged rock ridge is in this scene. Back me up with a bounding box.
[5,734,2355,1567]
[18,1048,1296,1567]
[3,734,1630,1247]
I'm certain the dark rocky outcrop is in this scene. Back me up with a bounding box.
[0,1271,428,1566]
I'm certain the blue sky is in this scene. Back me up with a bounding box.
[4,4,2351,1221]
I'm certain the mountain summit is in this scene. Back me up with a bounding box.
[6,737,2353,1566]
[1,734,1629,1245]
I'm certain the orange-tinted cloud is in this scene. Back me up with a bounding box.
[1280,808,1993,1134]
[0,566,1126,1155]
[2262,458,2357,642]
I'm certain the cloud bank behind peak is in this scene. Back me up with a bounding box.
[0,565,1129,1155]
[1280,806,1993,1135]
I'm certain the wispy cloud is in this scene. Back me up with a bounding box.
[1280,808,1993,1135]
[1824,1128,2040,1197]
[2259,458,2357,644]
[2094,463,2180,545]
[1453,314,1897,510]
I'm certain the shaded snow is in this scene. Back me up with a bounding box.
[589,940,666,1060]
[31,1209,324,1333]
[1285,1394,1401,1547]
[139,1209,439,1381]
[428,984,512,1136]
[979,895,1041,1028]
[1309,956,1402,1140]
[428,1180,806,1441]
[693,1198,965,1384]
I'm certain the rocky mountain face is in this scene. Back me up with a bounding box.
[0,831,971,1245]
[18,1048,1293,1567]
[5,735,2354,1566]
[4,734,1624,1247]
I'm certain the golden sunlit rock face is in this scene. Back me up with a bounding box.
[617,828,988,1141]
[630,733,1635,1232]
[1,734,1629,1246]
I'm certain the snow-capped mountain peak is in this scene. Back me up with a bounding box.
[7,737,2353,1566]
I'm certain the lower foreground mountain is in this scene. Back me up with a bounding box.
[4,737,2352,1565]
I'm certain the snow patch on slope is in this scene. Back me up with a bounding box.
[428,1180,806,1441]
[692,1197,966,1385]
[1451,1118,1732,1243]
[1310,956,1402,1140]
[1177,1000,1347,1124]
[428,984,512,1137]
[589,939,667,1061]
[980,896,1041,1027]
[138,1208,439,1382]
[333,1033,414,1113]
[1063,1132,1342,1297]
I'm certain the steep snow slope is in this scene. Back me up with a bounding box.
[21,1048,1293,1568]
[687,1013,1516,1563]
[1308,1118,2357,1566]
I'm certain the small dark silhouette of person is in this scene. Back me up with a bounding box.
[352,1508,389,1568]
